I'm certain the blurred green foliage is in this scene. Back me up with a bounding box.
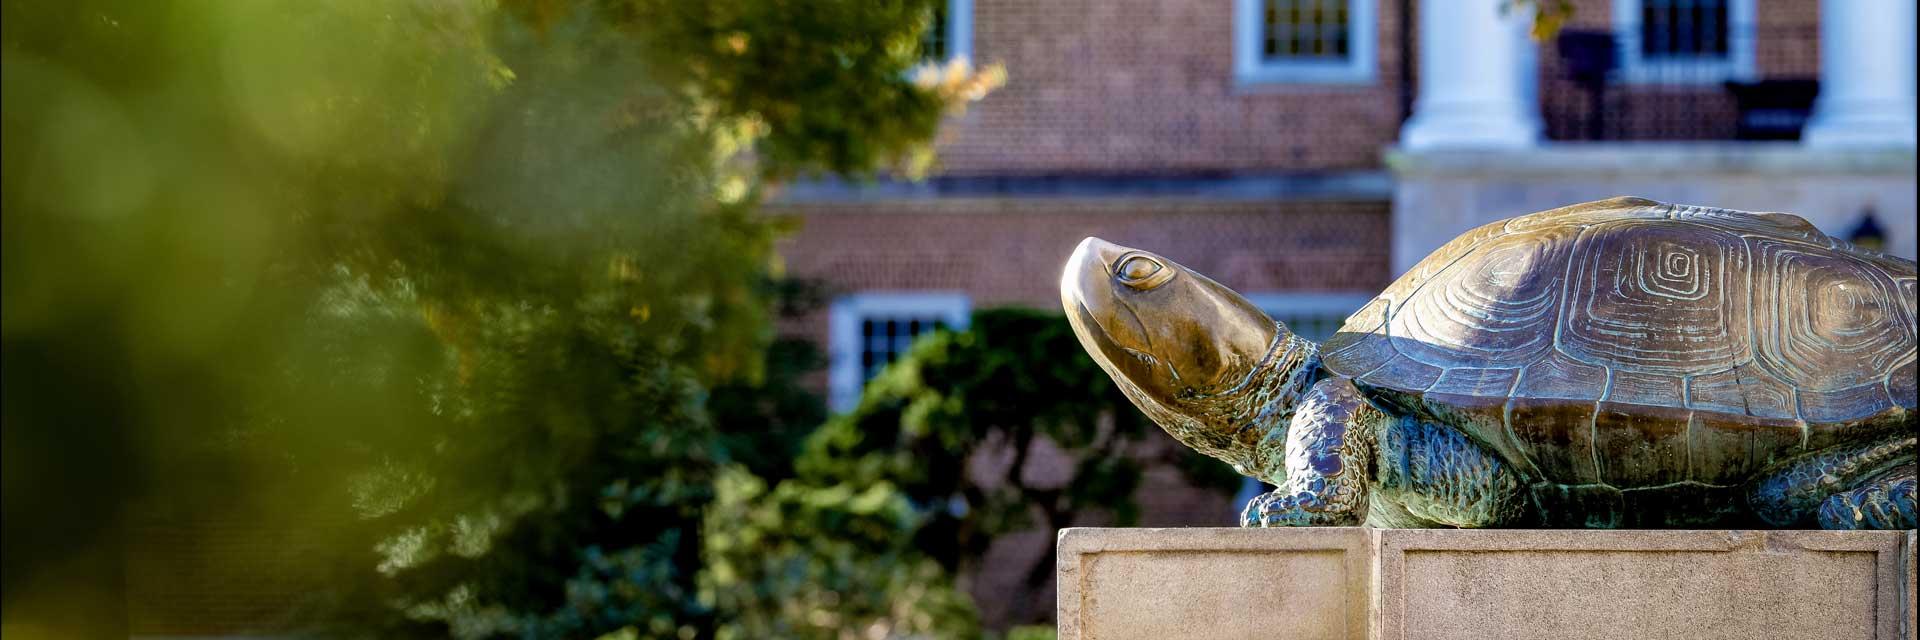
[790,310,1244,628]
[2,0,1000,638]
[702,466,979,640]
[687,308,1238,638]
[1500,0,1578,40]
[1005,626,1059,640]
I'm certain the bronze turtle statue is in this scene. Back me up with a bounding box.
[1062,197,1916,529]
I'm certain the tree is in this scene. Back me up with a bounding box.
[792,309,1243,629]
[1,0,1000,637]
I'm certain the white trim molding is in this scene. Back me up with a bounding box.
[1233,0,1378,85]
[946,0,973,63]
[1612,0,1756,84]
[827,291,971,412]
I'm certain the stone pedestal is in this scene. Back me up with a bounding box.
[1058,528,1917,640]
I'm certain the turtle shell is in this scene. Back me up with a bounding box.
[1323,197,1918,489]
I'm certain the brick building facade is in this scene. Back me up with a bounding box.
[933,0,1407,172]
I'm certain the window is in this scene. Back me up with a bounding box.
[1614,0,1755,83]
[918,0,973,63]
[1234,0,1376,85]
[828,292,971,412]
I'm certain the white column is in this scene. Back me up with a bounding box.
[1802,0,1917,148]
[1399,0,1542,149]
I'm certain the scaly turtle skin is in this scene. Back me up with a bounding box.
[1061,197,1916,529]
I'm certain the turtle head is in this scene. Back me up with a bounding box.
[1061,237,1283,410]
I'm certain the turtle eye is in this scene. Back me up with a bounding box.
[1114,253,1173,289]
[1119,256,1161,280]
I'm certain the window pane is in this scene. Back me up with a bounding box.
[855,314,950,383]
[1261,0,1352,62]
[920,2,948,60]
[1264,0,1279,56]
[1330,0,1349,56]
[1641,0,1730,60]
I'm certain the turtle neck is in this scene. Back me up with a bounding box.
[1160,325,1321,481]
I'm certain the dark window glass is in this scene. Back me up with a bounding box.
[1640,0,1730,59]
[858,316,949,382]
[1260,0,1351,62]
[920,2,948,61]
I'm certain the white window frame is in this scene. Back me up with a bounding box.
[828,291,971,412]
[1612,0,1756,84]
[947,0,973,62]
[1242,291,1376,341]
[1233,0,1377,86]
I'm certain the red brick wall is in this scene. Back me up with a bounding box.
[1751,0,1820,76]
[772,198,1393,342]
[935,0,1409,173]
[770,197,1392,394]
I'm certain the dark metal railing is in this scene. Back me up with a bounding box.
[1540,23,1821,141]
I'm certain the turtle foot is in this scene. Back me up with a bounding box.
[1241,489,1360,527]
[1816,464,1916,530]
[1749,434,1915,527]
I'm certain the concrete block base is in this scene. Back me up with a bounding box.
[1057,528,1916,640]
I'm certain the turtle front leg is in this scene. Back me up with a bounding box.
[1243,379,1376,527]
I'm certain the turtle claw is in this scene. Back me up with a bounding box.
[1246,492,1307,527]
[1242,490,1355,527]
[1815,465,1916,530]
[1240,492,1280,527]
